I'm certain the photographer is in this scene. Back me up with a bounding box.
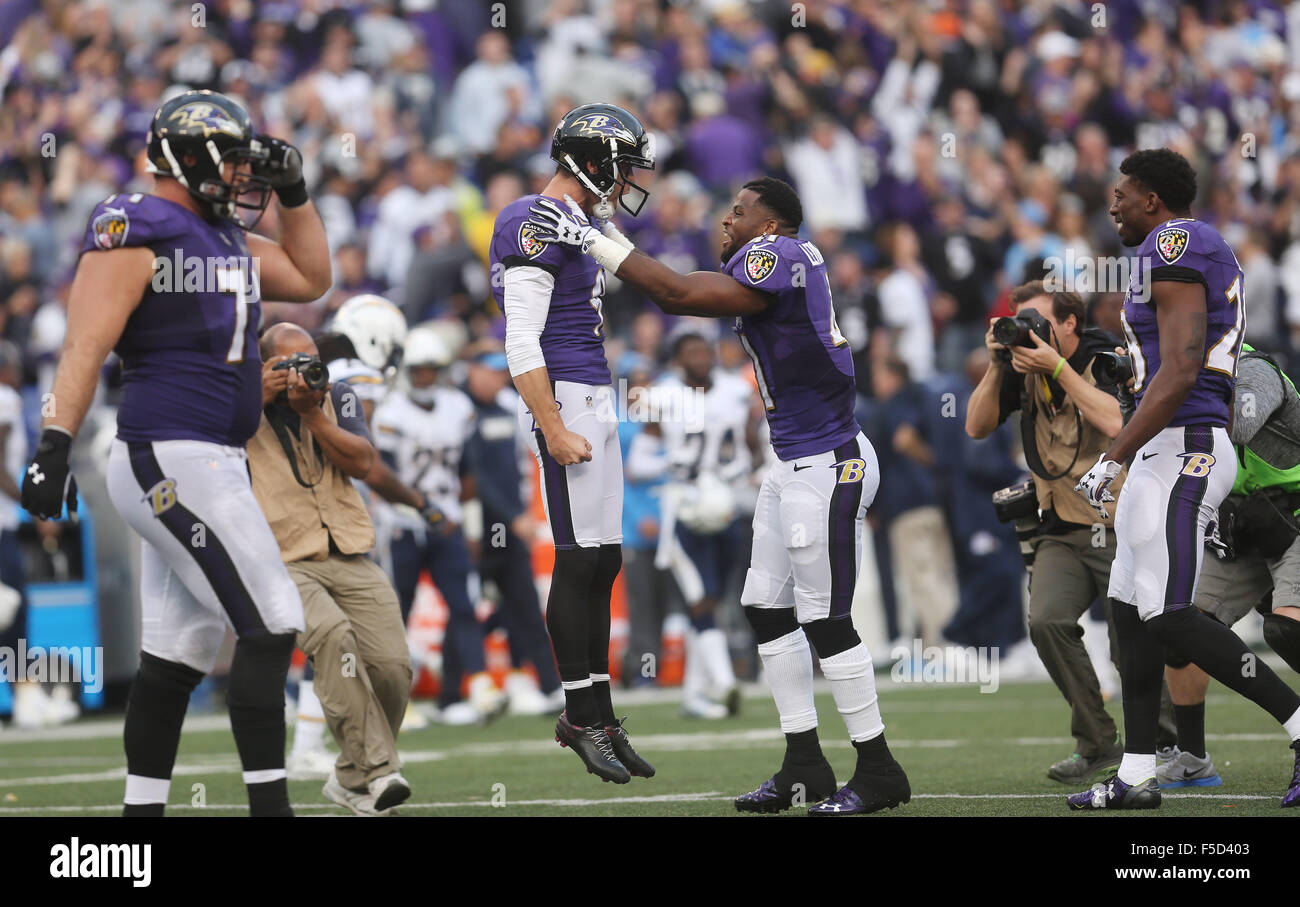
[248,323,411,816]
[966,281,1132,783]
[1157,344,1300,788]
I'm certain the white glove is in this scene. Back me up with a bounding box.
[527,194,599,249]
[1074,454,1123,520]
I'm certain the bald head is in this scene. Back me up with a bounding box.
[259,322,316,362]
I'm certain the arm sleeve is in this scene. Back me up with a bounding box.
[503,266,555,377]
[1231,357,1286,446]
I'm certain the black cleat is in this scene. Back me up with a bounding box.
[555,711,630,784]
[735,760,837,814]
[1067,774,1161,810]
[809,760,911,816]
[605,717,655,778]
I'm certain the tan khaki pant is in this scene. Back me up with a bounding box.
[289,555,411,790]
[888,506,958,647]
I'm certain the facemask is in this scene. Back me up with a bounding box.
[409,385,438,407]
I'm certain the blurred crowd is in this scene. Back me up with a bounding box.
[4,0,1300,670]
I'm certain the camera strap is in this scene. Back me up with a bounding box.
[1020,386,1083,481]
[264,407,323,489]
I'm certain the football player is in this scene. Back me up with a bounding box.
[20,90,332,816]
[1071,149,1300,809]
[528,176,910,815]
[631,330,754,719]
[374,326,507,724]
[490,103,656,783]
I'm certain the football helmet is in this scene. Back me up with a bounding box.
[146,89,272,227]
[404,326,452,406]
[675,472,737,534]
[550,103,655,218]
[331,294,408,379]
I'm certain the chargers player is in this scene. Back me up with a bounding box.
[1072,149,1300,809]
[491,103,656,784]
[374,327,507,724]
[529,176,910,815]
[20,90,332,816]
[631,331,753,718]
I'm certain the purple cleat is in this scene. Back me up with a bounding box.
[1067,774,1160,810]
[808,767,911,817]
[735,763,837,814]
[1283,742,1300,809]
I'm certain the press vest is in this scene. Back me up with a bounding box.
[246,393,376,563]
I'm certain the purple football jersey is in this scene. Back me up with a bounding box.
[726,234,859,460]
[490,195,610,386]
[80,193,263,446]
[1121,218,1244,427]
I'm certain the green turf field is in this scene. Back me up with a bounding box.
[1,678,1295,816]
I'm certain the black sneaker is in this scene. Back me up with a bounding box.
[604,717,654,778]
[1283,741,1300,809]
[555,711,630,784]
[1048,743,1124,784]
[735,760,837,814]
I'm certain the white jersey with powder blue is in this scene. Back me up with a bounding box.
[372,388,477,524]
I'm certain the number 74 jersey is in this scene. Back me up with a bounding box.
[726,234,859,461]
[1120,218,1244,428]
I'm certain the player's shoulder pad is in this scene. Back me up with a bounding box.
[729,234,808,289]
[493,195,566,272]
[83,192,175,253]
[1145,218,1203,267]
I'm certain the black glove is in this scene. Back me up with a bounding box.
[255,135,308,208]
[21,428,78,520]
[420,498,452,535]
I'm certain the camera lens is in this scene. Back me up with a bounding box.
[992,317,1022,346]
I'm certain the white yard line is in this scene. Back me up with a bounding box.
[0,788,1282,814]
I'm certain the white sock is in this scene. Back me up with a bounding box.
[1284,705,1300,742]
[757,628,817,734]
[682,630,707,701]
[291,680,327,756]
[697,627,736,690]
[818,643,884,742]
[1117,752,1157,785]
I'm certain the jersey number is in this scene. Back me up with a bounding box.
[1205,275,1245,377]
[799,241,846,347]
[590,270,606,338]
[1119,309,1149,393]
[218,266,252,364]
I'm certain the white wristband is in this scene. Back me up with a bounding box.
[584,232,632,273]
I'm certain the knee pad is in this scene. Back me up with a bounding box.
[227,632,295,712]
[744,605,799,645]
[801,616,862,659]
[138,650,205,695]
[1262,613,1300,674]
[596,544,622,582]
[1164,646,1192,669]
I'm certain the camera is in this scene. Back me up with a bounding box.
[992,478,1041,569]
[992,309,1052,356]
[272,352,329,391]
[1091,351,1134,387]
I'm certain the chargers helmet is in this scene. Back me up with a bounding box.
[404,326,452,406]
[146,89,272,227]
[550,103,655,218]
[331,294,408,379]
[675,472,737,534]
